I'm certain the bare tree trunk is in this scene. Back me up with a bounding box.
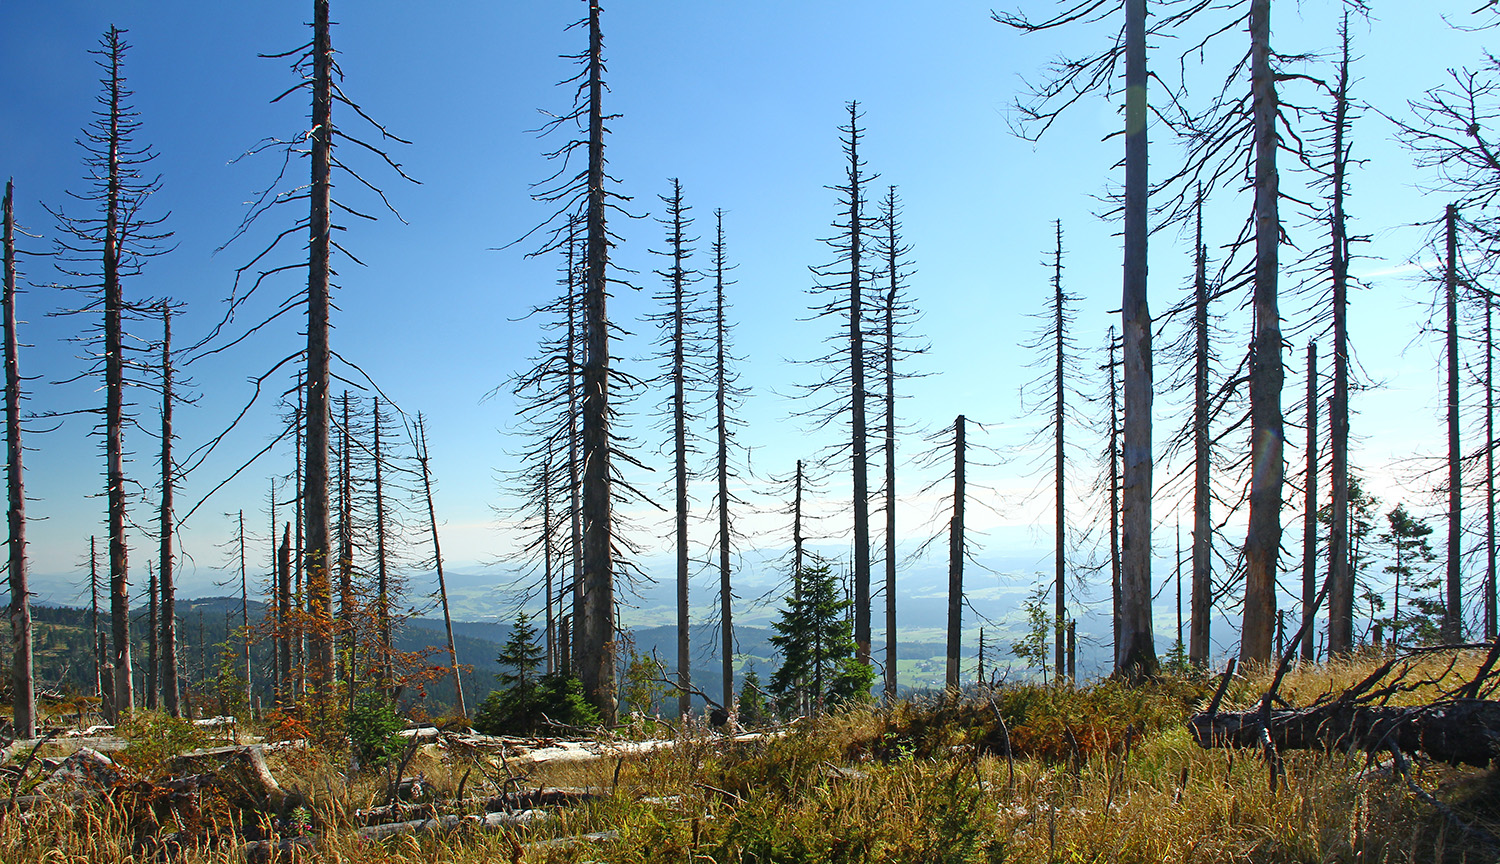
[663,180,692,720]
[1487,288,1497,641]
[4,180,34,738]
[414,416,464,717]
[338,392,354,690]
[1445,203,1463,644]
[946,416,966,691]
[1302,342,1318,662]
[1107,328,1122,671]
[304,0,335,717]
[239,510,251,709]
[294,374,305,698]
[580,0,617,723]
[882,204,899,700]
[566,222,583,677]
[160,302,180,716]
[1052,221,1067,683]
[277,524,291,706]
[713,211,735,713]
[91,537,102,702]
[1327,35,1354,655]
[1191,203,1212,669]
[1119,0,1157,680]
[847,105,872,673]
[373,396,392,691]
[147,561,158,709]
[1241,0,1284,667]
[103,32,134,720]
[544,451,555,675]
[270,485,280,698]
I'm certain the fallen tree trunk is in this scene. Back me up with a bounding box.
[1189,698,1500,768]
[354,808,548,841]
[355,787,601,826]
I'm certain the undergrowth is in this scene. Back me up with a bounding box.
[1,652,1496,863]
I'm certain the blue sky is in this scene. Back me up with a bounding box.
[0,1,1490,654]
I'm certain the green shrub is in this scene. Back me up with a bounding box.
[116,709,208,773]
[347,688,405,768]
[472,672,599,736]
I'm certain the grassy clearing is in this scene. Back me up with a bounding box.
[2,652,1497,863]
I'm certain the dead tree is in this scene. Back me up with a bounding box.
[646,179,705,717]
[947,416,967,690]
[413,414,463,716]
[158,301,183,715]
[872,187,924,698]
[802,102,878,678]
[1445,204,1463,643]
[708,210,750,712]
[4,180,34,738]
[1302,342,1318,662]
[50,28,172,718]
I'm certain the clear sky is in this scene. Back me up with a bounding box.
[0,1,1491,654]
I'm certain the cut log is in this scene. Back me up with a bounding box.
[1188,698,1500,768]
[169,745,286,811]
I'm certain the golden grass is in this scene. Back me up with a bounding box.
[2,652,1497,863]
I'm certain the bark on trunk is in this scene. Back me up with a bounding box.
[104,31,134,719]
[882,203,898,699]
[1191,206,1212,669]
[946,416,966,690]
[714,211,735,713]
[1302,342,1318,662]
[160,303,179,716]
[277,524,291,706]
[580,0,616,723]
[4,180,34,738]
[1241,0,1284,666]
[415,416,464,717]
[374,396,392,691]
[846,105,872,673]
[304,0,336,716]
[1053,221,1067,682]
[1327,22,1354,657]
[1445,203,1463,644]
[1119,0,1157,680]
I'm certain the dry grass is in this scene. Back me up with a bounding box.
[2,652,1497,863]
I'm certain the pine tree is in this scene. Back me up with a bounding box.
[1379,505,1438,646]
[769,562,872,715]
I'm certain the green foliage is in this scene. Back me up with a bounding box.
[472,671,599,735]
[115,709,208,773]
[1010,585,1052,682]
[347,688,405,768]
[1381,504,1441,645]
[769,562,874,713]
[497,612,544,692]
[738,668,769,727]
[621,644,667,717]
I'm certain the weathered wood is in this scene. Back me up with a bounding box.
[354,808,547,841]
[1189,698,1500,768]
[355,787,602,826]
[170,745,285,811]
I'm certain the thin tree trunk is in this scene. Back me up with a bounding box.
[1487,288,1496,641]
[338,392,354,688]
[373,396,392,691]
[665,180,692,720]
[946,416,966,690]
[277,524,291,705]
[1191,201,1212,669]
[304,0,335,717]
[1107,328,1122,671]
[270,484,279,698]
[580,0,617,723]
[1302,342,1319,662]
[4,180,34,738]
[1327,32,1354,654]
[566,219,583,677]
[847,105,872,673]
[239,510,251,709]
[415,416,464,717]
[160,302,180,716]
[1241,0,1284,666]
[90,537,102,702]
[1119,0,1157,680]
[294,373,305,698]
[147,561,158,709]
[103,31,134,720]
[1053,220,1067,683]
[1445,203,1463,644]
[882,199,899,700]
[713,210,734,713]
[544,449,555,675]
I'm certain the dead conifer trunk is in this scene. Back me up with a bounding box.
[277,523,291,706]
[1052,221,1067,683]
[147,561,158,709]
[373,396,393,691]
[4,180,34,738]
[1445,204,1463,644]
[414,415,464,716]
[160,302,180,716]
[1191,204,1212,670]
[946,415,966,691]
[1302,342,1318,662]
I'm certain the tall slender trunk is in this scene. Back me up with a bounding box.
[146,561,158,709]
[103,30,133,720]
[566,219,583,677]
[665,180,692,719]
[414,416,464,716]
[1119,0,1157,680]
[1327,34,1354,654]
[1445,204,1463,643]
[1191,201,1212,669]
[338,393,354,688]
[1107,328,1122,670]
[1487,288,1497,641]
[1302,342,1319,661]
[1052,221,1067,682]
[544,450,555,675]
[304,0,335,716]
[1241,0,1284,666]
[4,181,34,738]
[270,485,279,698]
[793,459,807,717]
[294,374,305,697]
[847,106,872,672]
[373,396,392,690]
[579,0,616,722]
[714,211,734,712]
[277,524,291,705]
[946,416,966,690]
[239,511,251,708]
[882,198,898,699]
[90,537,102,702]
[160,302,180,715]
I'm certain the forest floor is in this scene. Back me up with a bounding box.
[2,651,1499,863]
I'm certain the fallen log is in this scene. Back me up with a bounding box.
[354,787,602,826]
[1188,698,1500,768]
[169,745,286,811]
[354,808,548,841]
